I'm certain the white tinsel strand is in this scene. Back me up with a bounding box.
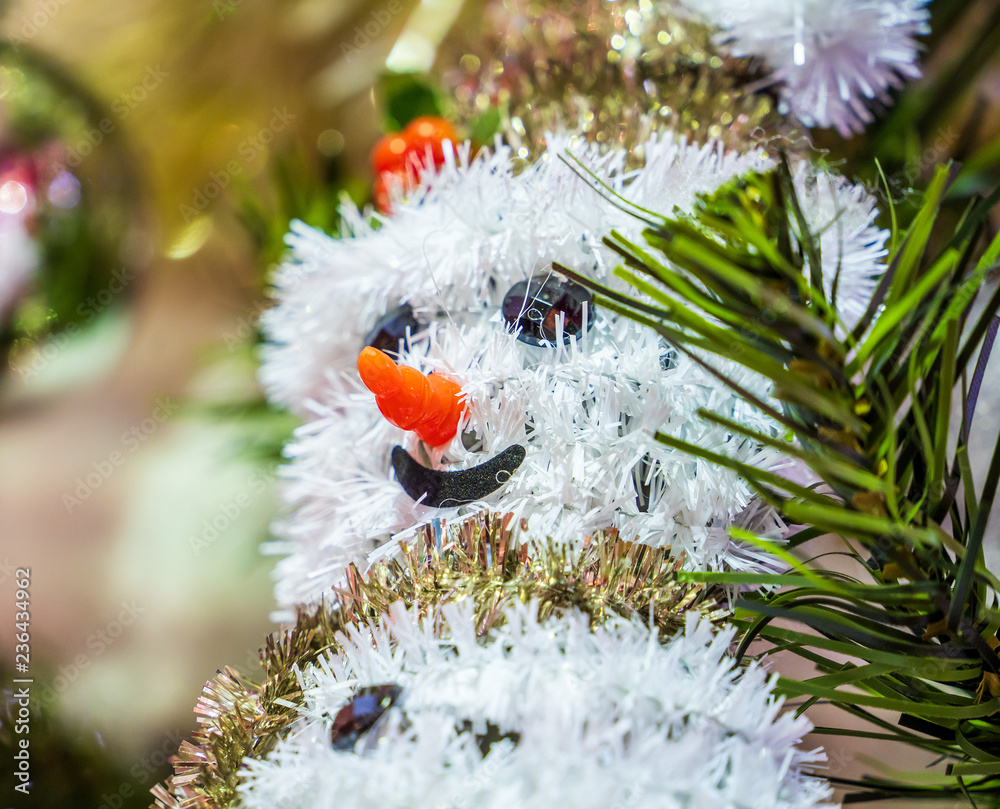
[682,0,931,136]
[238,602,834,809]
[259,132,887,607]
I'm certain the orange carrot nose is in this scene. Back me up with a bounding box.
[358,346,402,396]
[358,347,465,447]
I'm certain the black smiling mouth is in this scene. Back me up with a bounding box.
[391,444,527,508]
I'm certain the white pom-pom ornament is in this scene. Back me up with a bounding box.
[684,0,931,135]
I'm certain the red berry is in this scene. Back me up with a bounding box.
[370,133,409,174]
[403,116,458,168]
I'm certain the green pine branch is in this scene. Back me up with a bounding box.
[561,156,1000,800]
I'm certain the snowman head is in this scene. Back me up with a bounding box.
[260,132,885,607]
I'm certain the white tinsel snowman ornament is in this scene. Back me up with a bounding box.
[238,602,833,809]
[260,131,887,608]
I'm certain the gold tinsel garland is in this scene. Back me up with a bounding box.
[434,0,796,159]
[152,512,729,809]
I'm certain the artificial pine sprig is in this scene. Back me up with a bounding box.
[560,157,1000,801]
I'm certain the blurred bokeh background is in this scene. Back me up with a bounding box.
[0,0,464,804]
[0,0,999,807]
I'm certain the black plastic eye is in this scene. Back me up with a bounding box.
[501,274,595,346]
[364,304,422,357]
[330,684,402,750]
